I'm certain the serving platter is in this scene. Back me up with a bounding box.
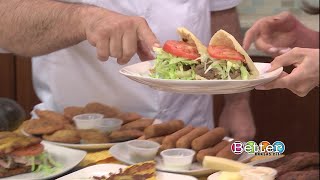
[57,164,197,180]
[21,119,162,151]
[109,141,254,177]
[2,142,86,180]
[119,61,283,94]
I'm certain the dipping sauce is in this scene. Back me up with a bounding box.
[240,166,277,180]
[127,140,160,163]
[160,148,195,170]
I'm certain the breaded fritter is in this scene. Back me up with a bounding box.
[24,118,64,135]
[78,129,110,144]
[43,129,81,144]
[83,102,120,118]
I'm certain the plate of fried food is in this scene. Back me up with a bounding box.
[109,120,254,176]
[0,131,86,180]
[57,161,197,180]
[120,28,282,94]
[21,102,158,150]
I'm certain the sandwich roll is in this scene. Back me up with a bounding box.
[144,119,184,139]
[147,136,166,144]
[196,140,229,162]
[161,125,194,150]
[191,127,226,151]
[216,140,241,160]
[176,127,209,148]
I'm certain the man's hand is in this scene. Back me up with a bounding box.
[218,93,256,141]
[256,48,319,97]
[81,7,159,64]
[243,12,318,57]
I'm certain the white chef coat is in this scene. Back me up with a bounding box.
[31,0,241,128]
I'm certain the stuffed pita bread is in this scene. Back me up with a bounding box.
[205,29,259,79]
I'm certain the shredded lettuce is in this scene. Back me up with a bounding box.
[205,59,248,80]
[240,66,250,80]
[30,151,62,175]
[151,48,250,80]
[151,48,199,80]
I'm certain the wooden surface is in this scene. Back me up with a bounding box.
[15,56,40,117]
[0,55,39,119]
[0,54,15,99]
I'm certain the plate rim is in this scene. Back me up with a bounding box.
[57,163,198,180]
[1,141,87,180]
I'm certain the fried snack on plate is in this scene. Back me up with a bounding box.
[216,140,241,160]
[63,106,84,120]
[191,127,226,151]
[176,127,209,148]
[160,125,194,151]
[196,140,229,162]
[35,109,70,124]
[93,161,156,180]
[24,118,64,135]
[42,129,81,144]
[84,102,119,118]
[109,129,144,143]
[147,136,166,144]
[277,170,319,180]
[116,112,143,124]
[78,129,110,144]
[121,118,154,131]
[144,119,184,139]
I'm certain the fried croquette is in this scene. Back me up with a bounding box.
[83,102,119,118]
[63,106,84,120]
[78,129,110,144]
[43,129,81,144]
[116,112,142,124]
[120,118,154,131]
[35,109,70,124]
[109,129,143,143]
[24,118,64,135]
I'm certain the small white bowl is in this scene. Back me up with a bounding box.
[127,140,160,163]
[160,148,195,170]
[95,118,123,134]
[240,166,277,180]
[73,113,104,129]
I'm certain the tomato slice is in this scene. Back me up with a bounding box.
[10,143,44,156]
[163,40,200,60]
[208,45,245,61]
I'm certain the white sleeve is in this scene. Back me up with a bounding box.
[210,0,242,11]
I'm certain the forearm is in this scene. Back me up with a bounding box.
[0,0,89,56]
[296,26,319,48]
[210,7,242,42]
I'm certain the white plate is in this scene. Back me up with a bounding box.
[20,128,115,151]
[207,172,222,180]
[20,119,162,151]
[109,142,254,176]
[119,61,283,94]
[21,119,162,151]
[57,164,197,180]
[2,141,86,180]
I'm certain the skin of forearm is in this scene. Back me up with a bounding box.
[210,7,242,42]
[0,0,89,56]
[296,25,319,48]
